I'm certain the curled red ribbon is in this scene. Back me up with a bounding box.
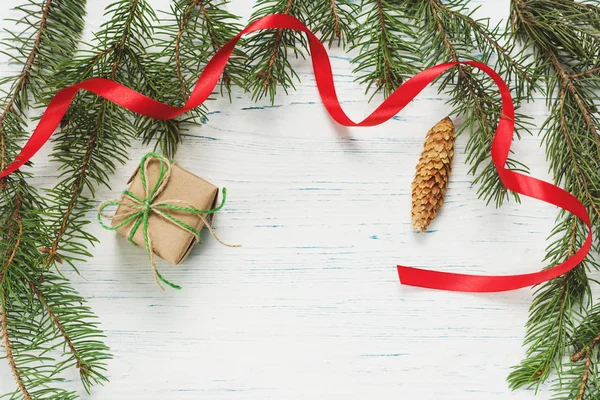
[0,14,591,293]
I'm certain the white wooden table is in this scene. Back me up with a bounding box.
[0,0,574,398]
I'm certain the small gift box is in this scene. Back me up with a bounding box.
[99,152,237,290]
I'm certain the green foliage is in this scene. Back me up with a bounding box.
[507,244,592,388]
[34,274,111,393]
[155,0,247,99]
[244,0,360,103]
[308,0,358,48]
[0,1,111,398]
[1,269,110,399]
[507,1,600,397]
[551,302,600,399]
[0,0,86,106]
[350,0,419,99]
[401,0,535,207]
[42,0,163,277]
[141,0,248,156]
[0,181,74,400]
[349,0,534,205]
[551,358,600,400]
[2,1,599,399]
[1,283,79,400]
[245,0,312,103]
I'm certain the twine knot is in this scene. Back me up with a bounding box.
[98,153,239,291]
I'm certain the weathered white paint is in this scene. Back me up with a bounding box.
[0,0,586,398]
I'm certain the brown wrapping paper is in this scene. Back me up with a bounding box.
[112,157,218,264]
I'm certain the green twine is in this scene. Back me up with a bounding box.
[98,152,229,290]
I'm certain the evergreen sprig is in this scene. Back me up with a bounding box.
[245,0,312,103]
[350,0,419,99]
[0,0,84,108]
[308,0,357,48]
[40,0,168,278]
[157,0,247,98]
[26,1,171,390]
[0,1,111,398]
[245,0,361,103]
[402,0,535,207]
[507,1,600,398]
[138,0,247,156]
[32,275,111,394]
[552,303,600,399]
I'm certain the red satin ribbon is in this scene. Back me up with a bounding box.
[0,14,591,293]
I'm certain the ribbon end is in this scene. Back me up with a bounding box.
[396,265,404,284]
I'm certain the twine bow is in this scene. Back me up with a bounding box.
[98,152,239,291]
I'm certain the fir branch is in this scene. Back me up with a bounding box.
[237,0,356,102]
[550,53,600,154]
[245,0,312,103]
[0,181,87,399]
[139,0,246,156]
[403,0,534,207]
[1,307,31,400]
[551,302,600,399]
[174,3,197,97]
[508,227,592,388]
[41,0,157,271]
[0,0,51,133]
[1,276,80,400]
[350,0,419,99]
[30,276,111,394]
[1,0,111,397]
[190,0,247,95]
[508,0,600,393]
[551,352,599,400]
[0,0,89,108]
[572,333,600,363]
[0,195,23,281]
[572,305,600,364]
[308,0,357,48]
[0,0,55,172]
[1,263,30,400]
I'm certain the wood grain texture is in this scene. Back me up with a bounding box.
[0,0,591,398]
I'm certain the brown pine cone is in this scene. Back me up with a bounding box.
[411,117,455,232]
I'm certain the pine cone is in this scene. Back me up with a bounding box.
[411,117,455,232]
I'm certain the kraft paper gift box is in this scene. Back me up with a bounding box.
[112,156,219,264]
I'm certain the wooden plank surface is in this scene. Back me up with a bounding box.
[0,0,580,398]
